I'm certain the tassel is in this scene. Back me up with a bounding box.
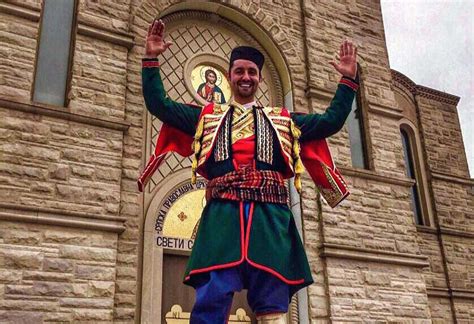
[191,116,205,184]
[290,119,304,193]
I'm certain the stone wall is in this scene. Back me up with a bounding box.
[327,259,431,322]
[417,96,470,178]
[0,0,472,323]
[0,11,38,100]
[0,1,129,322]
[0,222,118,322]
[428,296,454,324]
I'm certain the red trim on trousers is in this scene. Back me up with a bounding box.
[142,60,160,68]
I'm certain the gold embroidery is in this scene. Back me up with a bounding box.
[317,164,344,207]
[231,107,254,144]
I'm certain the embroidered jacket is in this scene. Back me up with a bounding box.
[140,58,359,294]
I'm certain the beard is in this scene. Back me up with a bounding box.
[236,81,257,98]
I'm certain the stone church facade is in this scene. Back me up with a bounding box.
[0,0,472,323]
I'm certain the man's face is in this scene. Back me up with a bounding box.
[206,72,216,85]
[228,59,261,103]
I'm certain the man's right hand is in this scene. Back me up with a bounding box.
[144,19,173,58]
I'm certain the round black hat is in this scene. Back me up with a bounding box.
[230,46,264,71]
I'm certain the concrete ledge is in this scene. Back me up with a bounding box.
[78,22,135,50]
[0,1,39,21]
[426,287,450,298]
[426,287,474,300]
[368,104,404,119]
[0,2,134,49]
[0,97,130,132]
[340,167,415,187]
[416,225,474,238]
[305,86,334,101]
[0,203,126,233]
[431,171,474,186]
[439,227,474,239]
[416,225,438,235]
[452,289,474,300]
[320,243,430,268]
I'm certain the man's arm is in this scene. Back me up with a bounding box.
[291,40,359,141]
[291,75,358,141]
[142,19,200,135]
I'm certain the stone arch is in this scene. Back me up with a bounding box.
[140,169,203,323]
[130,0,302,102]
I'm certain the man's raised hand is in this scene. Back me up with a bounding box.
[329,40,358,79]
[144,19,173,58]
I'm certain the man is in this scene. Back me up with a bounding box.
[197,68,226,104]
[139,19,359,324]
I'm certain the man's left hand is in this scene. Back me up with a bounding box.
[329,40,358,79]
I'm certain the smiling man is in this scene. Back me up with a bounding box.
[140,19,359,324]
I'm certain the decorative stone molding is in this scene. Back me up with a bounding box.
[426,287,450,298]
[416,84,460,105]
[426,287,474,300]
[0,1,134,49]
[452,289,474,300]
[391,69,460,106]
[0,97,130,132]
[439,227,474,239]
[368,103,404,119]
[391,69,417,94]
[415,225,437,234]
[416,225,474,239]
[305,86,334,101]
[320,243,430,268]
[339,167,415,187]
[78,22,134,50]
[392,79,416,106]
[0,203,126,233]
[431,171,474,186]
[0,1,39,21]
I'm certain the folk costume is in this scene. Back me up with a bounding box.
[139,46,358,323]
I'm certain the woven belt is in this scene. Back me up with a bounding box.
[206,167,288,204]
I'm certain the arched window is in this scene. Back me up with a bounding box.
[347,67,369,169]
[400,128,424,225]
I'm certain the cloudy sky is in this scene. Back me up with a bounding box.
[380,0,473,177]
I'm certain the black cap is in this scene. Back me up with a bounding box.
[230,46,264,71]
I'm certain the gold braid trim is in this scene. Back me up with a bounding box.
[191,115,205,184]
[290,119,304,193]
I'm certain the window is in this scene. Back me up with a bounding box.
[347,70,369,169]
[32,0,77,106]
[400,128,424,225]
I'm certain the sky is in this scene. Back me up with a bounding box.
[380,0,473,178]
